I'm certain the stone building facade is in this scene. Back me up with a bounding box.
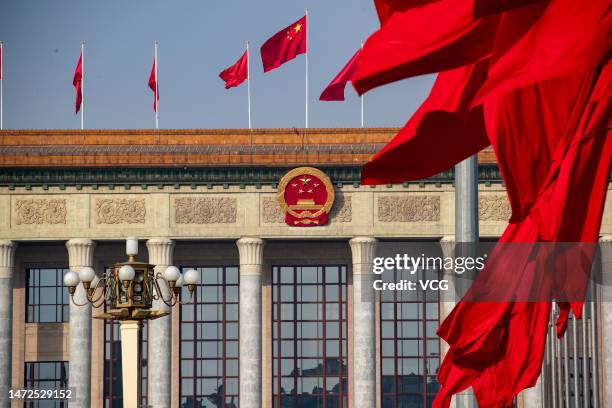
[0,128,610,408]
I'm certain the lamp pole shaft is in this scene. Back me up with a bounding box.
[120,320,142,408]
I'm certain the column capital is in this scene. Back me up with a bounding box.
[0,240,17,276]
[66,239,95,269]
[600,235,612,243]
[146,238,175,266]
[349,236,378,266]
[237,237,265,271]
[440,235,456,243]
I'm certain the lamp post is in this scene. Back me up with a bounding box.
[63,237,199,408]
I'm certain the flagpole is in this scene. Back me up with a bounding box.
[81,41,84,130]
[155,41,159,130]
[361,93,364,128]
[1,41,4,130]
[247,42,252,130]
[305,8,309,129]
[360,41,364,128]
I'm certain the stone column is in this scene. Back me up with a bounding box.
[66,239,96,408]
[236,237,265,408]
[455,156,479,243]
[350,236,378,408]
[454,157,478,408]
[521,377,543,408]
[439,236,455,360]
[146,238,175,408]
[600,235,612,408]
[147,238,174,408]
[0,240,16,408]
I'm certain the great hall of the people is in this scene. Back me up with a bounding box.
[0,128,610,408]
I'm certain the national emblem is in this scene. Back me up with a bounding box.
[277,167,335,226]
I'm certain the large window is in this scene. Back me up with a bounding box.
[23,361,69,407]
[180,266,239,408]
[103,320,148,408]
[272,265,348,408]
[26,268,69,323]
[380,267,440,407]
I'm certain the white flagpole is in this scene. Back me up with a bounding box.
[360,40,364,128]
[305,8,309,129]
[154,41,159,130]
[360,92,364,128]
[81,41,84,130]
[1,41,4,130]
[247,42,252,130]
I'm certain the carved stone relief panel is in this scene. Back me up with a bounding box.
[15,199,67,225]
[96,198,146,224]
[479,194,512,221]
[175,197,237,224]
[377,195,440,222]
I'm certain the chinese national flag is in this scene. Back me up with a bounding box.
[320,49,361,101]
[219,50,248,89]
[0,45,3,81]
[148,57,158,112]
[72,52,83,114]
[261,15,307,73]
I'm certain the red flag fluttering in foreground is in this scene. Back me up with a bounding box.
[261,15,307,73]
[220,50,249,89]
[354,0,611,406]
[148,57,158,112]
[72,52,83,114]
[320,49,361,101]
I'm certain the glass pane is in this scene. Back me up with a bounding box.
[325,267,339,283]
[226,286,238,302]
[297,304,318,321]
[225,267,239,284]
[298,267,318,284]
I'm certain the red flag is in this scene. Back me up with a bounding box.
[320,49,361,101]
[354,1,612,406]
[474,0,611,103]
[219,50,248,89]
[352,0,499,94]
[0,44,3,81]
[72,52,83,114]
[148,57,158,112]
[360,61,490,184]
[261,15,307,73]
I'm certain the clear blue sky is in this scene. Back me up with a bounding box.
[0,0,434,130]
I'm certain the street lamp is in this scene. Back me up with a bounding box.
[63,237,199,407]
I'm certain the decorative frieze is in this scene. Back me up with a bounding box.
[175,197,236,224]
[330,195,352,223]
[15,199,67,225]
[479,194,512,221]
[377,195,440,222]
[262,196,285,224]
[96,199,146,224]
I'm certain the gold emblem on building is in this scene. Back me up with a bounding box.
[277,167,335,226]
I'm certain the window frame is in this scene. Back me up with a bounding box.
[23,361,69,408]
[271,264,349,408]
[25,267,69,323]
[380,267,440,407]
[179,265,240,408]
